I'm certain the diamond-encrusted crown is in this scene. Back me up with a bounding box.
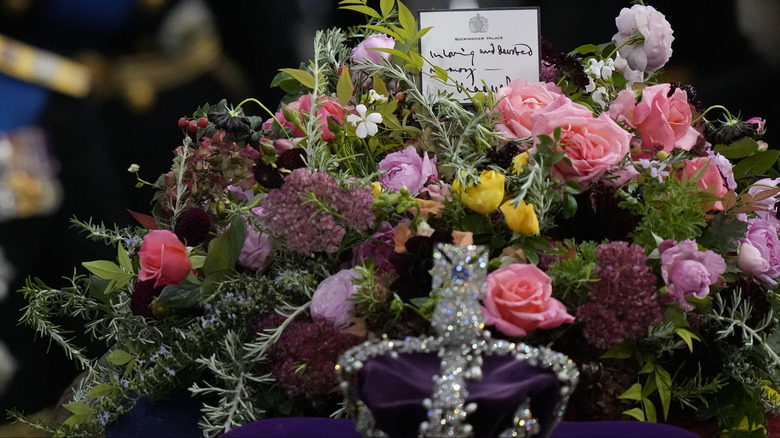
[336,243,579,438]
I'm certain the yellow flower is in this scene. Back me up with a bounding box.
[453,170,505,214]
[372,181,383,199]
[500,199,539,235]
[511,152,529,175]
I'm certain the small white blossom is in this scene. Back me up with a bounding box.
[127,163,140,172]
[592,86,609,108]
[347,104,383,138]
[368,89,388,104]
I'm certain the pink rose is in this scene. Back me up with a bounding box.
[238,208,274,273]
[616,83,699,152]
[680,157,728,211]
[494,78,563,139]
[311,269,360,329]
[481,263,574,337]
[739,218,780,288]
[138,230,192,288]
[350,34,395,65]
[530,96,631,187]
[748,177,780,220]
[262,94,344,141]
[612,4,674,73]
[660,239,726,311]
[378,146,438,195]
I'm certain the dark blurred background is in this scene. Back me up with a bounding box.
[0,0,776,431]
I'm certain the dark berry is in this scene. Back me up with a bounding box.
[187,121,198,132]
[196,117,209,129]
[178,117,189,129]
[174,208,212,245]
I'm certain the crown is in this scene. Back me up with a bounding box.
[469,14,489,33]
[336,243,579,438]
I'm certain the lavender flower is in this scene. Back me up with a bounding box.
[577,241,663,351]
[261,169,375,256]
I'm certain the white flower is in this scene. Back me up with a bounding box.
[592,86,609,108]
[368,89,388,104]
[127,163,140,172]
[347,104,383,138]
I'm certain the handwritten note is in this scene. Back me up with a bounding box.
[419,8,540,102]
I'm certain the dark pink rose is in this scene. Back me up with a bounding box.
[660,239,726,311]
[631,83,699,152]
[680,157,728,211]
[494,78,563,139]
[138,230,192,288]
[613,4,674,73]
[530,96,631,187]
[739,218,780,288]
[238,208,274,273]
[350,34,395,64]
[378,146,438,195]
[311,269,360,329]
[481,263,574,337]
[262,94,345,141]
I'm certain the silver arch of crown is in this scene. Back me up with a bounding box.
[336,243,579,438]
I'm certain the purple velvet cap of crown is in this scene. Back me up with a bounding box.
[357,352,563,438]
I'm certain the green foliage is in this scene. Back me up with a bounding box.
[546,240,598,307]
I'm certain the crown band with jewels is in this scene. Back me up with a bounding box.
[336,243,579,438]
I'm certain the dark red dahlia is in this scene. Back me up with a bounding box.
[130,279,165,318]
[276,148,308,171]
[173,208,212,245]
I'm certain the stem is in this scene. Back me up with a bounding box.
[692,104,734,125]
[607,33,643,60]
[235,98,292,141]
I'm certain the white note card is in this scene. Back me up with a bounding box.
[419,8,540,102]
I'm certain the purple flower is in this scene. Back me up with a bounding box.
[613,4,674,73]
[238,207,274,272]
[660,239,726,311]
[378,146,437,195]
[739,217,780,288]
[352,222,397,274]
[577,241,662,351]
[311,269,360,329]
[747,177,780,220]
[350,34,395,65]
[261,169,375,256]
[707,151,737,191]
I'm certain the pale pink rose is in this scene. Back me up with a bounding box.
[350,34,395,65]
[613,4,674,73]
[680,157,728,211]
[660,239,726,311]
[748,177,780,220]
[530,96,631,187]
[481,263,574,337]
[739,218,780,288]
[262,94,344,141]
[378,146,438,195]
[634,83,699,151]
[138,230,192,288]
[238,208,274,273]
[607,89,638,126]
[494,78,563,139]
[311,269,360,329]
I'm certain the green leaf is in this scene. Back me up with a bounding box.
[618,383,643,401]
[432,65,449,83]
[340,4,380,19]
[63,402,92,416]
[337,65,354,107]
[372,74,389,97]
[82,260,128,281]
[203,216,245,276]
[189,254,206,270]
[117,243,133,273]
[397,1,416,35]
[372,47,412,64]
[570,44,600,56]
[675,328,701,352]
[655,365,672,420]
[600,342,634,359]
[380,0,394,18]
[732,150,780,176]
[156,281,201,309]
[409,49,424,71]
[642,397,658,423]
[107,350,135,366]
[622,408,645,422]
[87,383,116,398]
[415,26,433,40]
[713,137,759,159]
[200,270,232,297]
[278,68,315,89]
